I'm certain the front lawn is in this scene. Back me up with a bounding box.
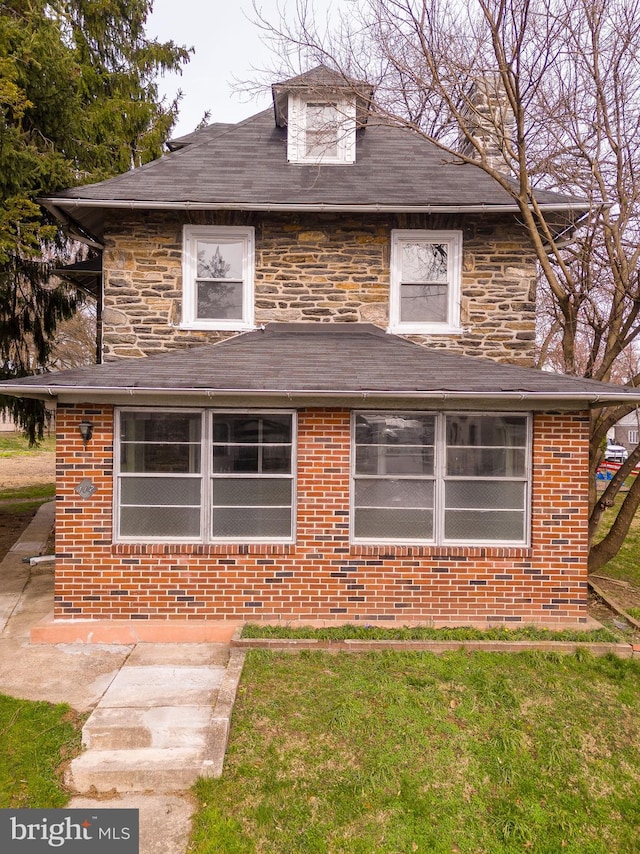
[0,434,55,456]
[0,695,82,807]
[241,622,619,642]
[192,649,640,854]
[595,498,640,588]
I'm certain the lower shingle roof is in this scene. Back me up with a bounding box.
[2,324,639,408]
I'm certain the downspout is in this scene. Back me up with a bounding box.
[96,262,104,365]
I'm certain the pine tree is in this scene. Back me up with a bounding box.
[0,0,190,440]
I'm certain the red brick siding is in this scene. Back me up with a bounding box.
[54,405,590,624]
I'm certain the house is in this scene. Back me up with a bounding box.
[4,66,640,638]
[612,410,640,456]
[0,411,20,433]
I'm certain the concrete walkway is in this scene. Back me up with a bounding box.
[0,502,246,854]
[67,642,245,792]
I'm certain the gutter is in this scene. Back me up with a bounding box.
[1,385,638,407]
[40,198,592,216]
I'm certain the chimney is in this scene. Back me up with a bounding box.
[458,75,514,174]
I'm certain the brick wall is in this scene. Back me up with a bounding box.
[101,210,537,365]
[53,404,590,625]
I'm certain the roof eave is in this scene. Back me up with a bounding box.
[38,197,592,216]
[39,199,104,248]
[2,385,637,410]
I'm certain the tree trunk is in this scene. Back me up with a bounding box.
[589,471,640,573]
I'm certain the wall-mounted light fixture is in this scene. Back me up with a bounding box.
[78,420,94,445]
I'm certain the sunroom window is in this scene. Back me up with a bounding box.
[118,411,203,539]
[444,414,529,543]
[353,413,436,540]
[116,409,294,542]
[211,414,294,539]
[353,411,530,545]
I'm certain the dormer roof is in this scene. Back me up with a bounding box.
[271,64,373,128]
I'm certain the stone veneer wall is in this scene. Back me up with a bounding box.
[101,210,537,365]
[53,403,590,625]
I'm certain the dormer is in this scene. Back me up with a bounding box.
[272,65,372,165]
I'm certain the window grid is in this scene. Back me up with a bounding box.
[115,409,295,544]
[305,102,340,159]
[352,411,531,546]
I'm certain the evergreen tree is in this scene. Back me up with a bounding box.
[0,0,190,439]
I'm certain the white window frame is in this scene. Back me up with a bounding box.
[388,229,463,334]
[287,94,356,164]
[114,408,296,544]
[629,429,639,445]
[351,411,531,547]
[181,225,255,331]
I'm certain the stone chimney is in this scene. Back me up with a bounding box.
[458,75,514,174]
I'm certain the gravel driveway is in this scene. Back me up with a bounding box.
[0,451,56,489]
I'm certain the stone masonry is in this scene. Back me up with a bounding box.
[102,210,537,365]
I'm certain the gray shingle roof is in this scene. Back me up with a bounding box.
[273,65,369,91]
[42,95,588,243]
[47,110,582,209]
[2,324,638,408]
[167,122,234,151]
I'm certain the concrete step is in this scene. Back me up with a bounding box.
[66,747,206,794]
[97,664,225,708]
[82,706,213,750]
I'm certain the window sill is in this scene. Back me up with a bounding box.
[288,157,355,165]
[178,322,256,332]
[351,543,532,558]
[113,542,295,555]
[387,324,464,336]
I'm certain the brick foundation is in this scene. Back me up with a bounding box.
[53,405,590,625]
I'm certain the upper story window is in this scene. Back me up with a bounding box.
[182,225,254,330]
[389,230,463,334]
[287,95,356,164]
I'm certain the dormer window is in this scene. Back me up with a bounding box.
[287,95,356,164]
[273,66,371,165]
[305,102,340,158]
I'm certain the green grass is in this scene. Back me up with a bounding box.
[191,649,640,854]
[0,433,54,456]
[0,483,55,507]
[0,695,82,807]
[241,622,618,643]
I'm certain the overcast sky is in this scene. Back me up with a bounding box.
[148,0,349,137]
